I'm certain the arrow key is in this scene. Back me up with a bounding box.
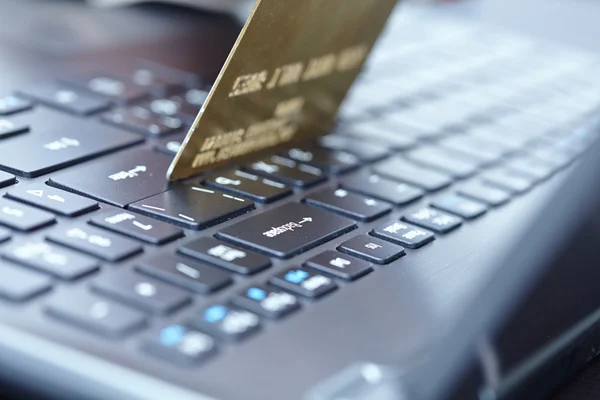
[6,184,98,217]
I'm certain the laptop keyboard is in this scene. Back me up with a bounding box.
[1,11,600,370]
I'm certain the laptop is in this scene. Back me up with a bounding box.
[0,0,599,399]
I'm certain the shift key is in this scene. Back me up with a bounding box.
[216,203,356,258]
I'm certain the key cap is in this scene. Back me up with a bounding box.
[283,145,360,174]
[129,185,254,230]
[504,155,556,181]
[91,270,191,315]
[147,97,201,125]
[17,83,110,116]
[47,225,142,262]
[143,324,216,366]
[136,254,232,294]
[530,146,573,169]
[482,168,534,194]
[216,203,356,259]
[437,136,502,166]
[456,181,511,207]
[319,135,389,162]
[0,110,144,178]
[372,221,435,249]
[0,198,55,231]
[373,157,453,192]
[155,133,185,156]
[344,123,417,150]
[6,184,98,217]
[102,107,183,137]
[270,268,337,299]
[232,285,300,319]
[0,171,16,188]
[0,95,32,115]
[405,147,478,179]
[246,156,326,188]
[0,260,52,301]
[305,251,373,280]
[403,207,463,234]
[204,170,292,203]
[305,188,391,222]
[46,290,147,338]
[0,227,10,244]
[179,237,270,275]
[130,67,186,97]
[189,304,260,341]
[50,148,172,207]
[431,194,488,220]
[91,211,183,245]
[0,118,28,139]
[60,73,147,103]
[341,172,423,206]
[338,235,405,265]
[2,240,99,280]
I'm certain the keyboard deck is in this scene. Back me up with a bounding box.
[0,7,599,400]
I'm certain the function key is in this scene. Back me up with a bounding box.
[282,145,360,174]
[0,118,28,139]
[403,207,463,234]
[0,95,32,116]
[482,168,534,194]
[91,270,191,315]
[246,156,326,188]
[231,286,300,319]
[60,74,147,104]
[90,211,183,245]
[143,325,216,366]
[204,170,292,203]
[371,221,435,249]
[129,185,254,230]
[305,188,391,222]
[270,268,337,299]
[431,194,488,220]
[305,251,372,280]
[17,83,110,116]
[319,135,389,163]
[0,227,10,243]
[180,237,270,275]
[46,290,147,338]
[136,254,232,294]
[456,181,510,207]
[0,198,55,232]
[0,260,52,301]
[189,304,260,341]
[373,157,453,192]
[338,235,405,265]
[47,225,142,262]
[2,240,99,280]
[6,184,98,217]
[102,107,183,137]
[341,171,424,206]
[0,171,16,188]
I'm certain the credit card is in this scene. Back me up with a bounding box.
[167,0,398,181]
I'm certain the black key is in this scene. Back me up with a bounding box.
[403,207,463,234]
[0,227,10,243]
[2,240,99,280]
[0,260,52,301]
[216,203,356,259]
[136,254,232,294]
[129,185,254,230]
[431,194,488,220]
[0,111,144,178]
[246,156,326,188]
[319,135,389,162]
[305,188,391,222]
[6,184,98,217]
[204,169,292,203]
[0,171,16,188]
[91,270,191,315]
[189,304,260,341]
[0,95,32,115]
[505,156,556,181]
[143,324,216,366]
[305,251,373,280]
[372,221,435,249]
[344,123,417,150]
[283,145,360,174]
[0,198,55,231]
[405,147,478,179]
[0,118,28,139]
[134,61,202,89]
[457,181,511,207]
[102,107,183,137]
[180,237,270,275]
[91,210,183,245]
[17,83,110,116]
[60,74,147,103]
[50,148,172,208]
[341,171,423,205]
[146,97,197,125]
[373,157,453,192]
[47,225,142,262]
[338,235,405,265]
[130,67,186,97]
[46,291,147,338]
[482,168,534,194]
[270,268,337,299]
[155,133,186,156]
[232,285,300,319]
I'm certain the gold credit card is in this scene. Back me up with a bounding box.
[167,0,399,181]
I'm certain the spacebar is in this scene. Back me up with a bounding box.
[216,203,356,258]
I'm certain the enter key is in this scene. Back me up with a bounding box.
[216,203,356,258]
